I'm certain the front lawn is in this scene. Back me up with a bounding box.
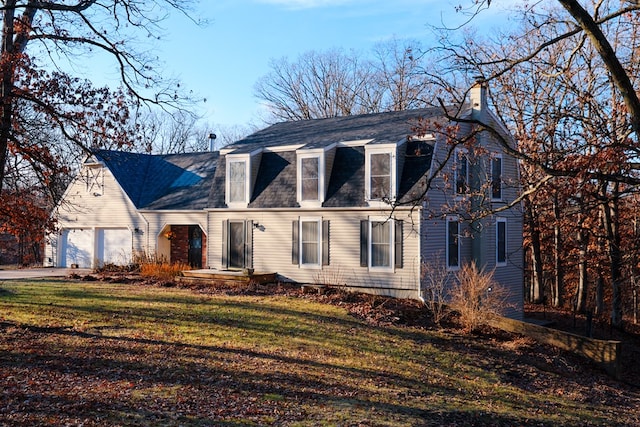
[0,279,637,426]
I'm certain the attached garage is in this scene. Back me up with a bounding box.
[96,228,132,266]
[61,228,94,268]
[60,227,132,268]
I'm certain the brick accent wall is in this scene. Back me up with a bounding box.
[169,225,190,265]
[168,225,207,267]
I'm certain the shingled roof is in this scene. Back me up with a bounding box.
[209,107,446,208]
[93,150,218,210]
[228,107,446,151]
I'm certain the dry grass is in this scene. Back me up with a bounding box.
[139,261,191,281]
[0,279,638,426]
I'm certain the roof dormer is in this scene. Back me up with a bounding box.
[295,143,337,208]
[364,140,406,206]
[224,147,262,208]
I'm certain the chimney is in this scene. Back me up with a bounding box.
[470,79,488,118]
[208,133,217,151]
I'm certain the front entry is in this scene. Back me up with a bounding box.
[228,221,245,268]
[188,225,202,268]
[222,219,253,270]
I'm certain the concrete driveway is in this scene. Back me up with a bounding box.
[0,267,92,280]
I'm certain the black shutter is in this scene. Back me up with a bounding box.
[221,220,229,269]
[395,220,403,269]
[322,220,330,266]
[360,219,368,267]
[292,220,299,265]
[245,220,253,268]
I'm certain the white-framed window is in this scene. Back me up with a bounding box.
[446,215,460,270]
[226,157,250,207]
[365,147,396,202]
[360,217,403,271]
[491,154,503,200]
[296,153,325,206]
[455,149,468,195]
[292,218,329,268]
[301,157,319,201]
[496,217,507,266]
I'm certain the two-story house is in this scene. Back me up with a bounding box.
[45,83,523,318]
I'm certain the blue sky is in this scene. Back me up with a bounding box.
[150,0,516,128]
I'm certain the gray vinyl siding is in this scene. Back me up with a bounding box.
[419,129,524,319]
[208,208,422,299]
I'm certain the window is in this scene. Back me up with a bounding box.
[370,153,391,200]
[446,216,460,269]
[365,146,397,203]
[360,218,403,270]
[491,155,502,200]
[455,149,468,195]
[301,220,319,265]
[301,157,319,201]
[496,217,507,266]
[292,219,329,267]
[228,160,247,203]
[85,166,103,194]
[371,221,391,267]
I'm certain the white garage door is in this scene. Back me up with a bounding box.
[96,228,132,266]
[61,228,94,268]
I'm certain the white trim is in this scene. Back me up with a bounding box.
[225,157,250,208]
[368,216,394,272]
[336,139,374,147]
[298,216,323,269]
[296,153,325,208]
[496,217,507,267]
[365,146,397,204]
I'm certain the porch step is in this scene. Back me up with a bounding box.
[179,269,277,286]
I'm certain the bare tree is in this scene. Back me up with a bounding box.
[0,1,200,193]
[437,0,640,326]
[254,41,435,122]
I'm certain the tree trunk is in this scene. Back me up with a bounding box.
[552,195,563,307]
[525,199,544,303]
[0,1,17,194]
[595,275,604,316]
[576,226,589,313]
[601,182,623,328]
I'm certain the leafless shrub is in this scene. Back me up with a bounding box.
[313,265,346,287]
[449,262,509,333]
[421,255,453,325]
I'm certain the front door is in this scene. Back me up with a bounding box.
[228,221,245,269]
[188,225,202,268]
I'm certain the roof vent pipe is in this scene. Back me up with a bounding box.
[208,133,217,152]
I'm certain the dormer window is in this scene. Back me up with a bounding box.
[365,145,397,203]
[297,147,331,207]
[229,160,246,203]
[301,157,319,201]
[225,155,252,207]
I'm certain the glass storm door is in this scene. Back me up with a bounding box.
[228,221,245,269]
[188,225,203,268]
